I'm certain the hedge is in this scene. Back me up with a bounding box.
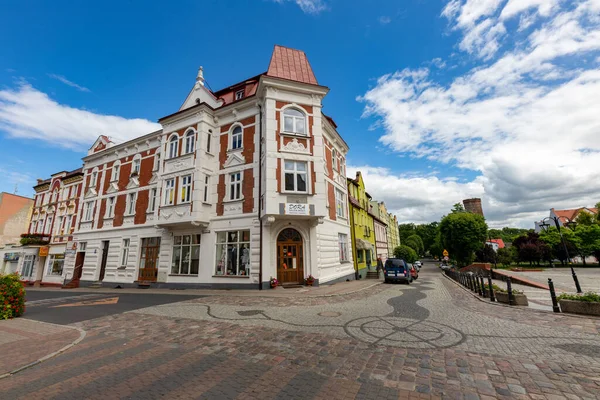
[0,273,26,319]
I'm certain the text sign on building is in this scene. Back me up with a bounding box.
[39,246,49,257]
[286,203,309,216]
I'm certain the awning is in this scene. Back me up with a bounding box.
[355,239,374,251]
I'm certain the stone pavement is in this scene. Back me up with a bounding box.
[0,318,83,378]
[501,268,600,294]
[2,268,600,399]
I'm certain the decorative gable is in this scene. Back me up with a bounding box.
[106,182,119,194]
[88,135,114,156]
[149,173,158,185]
[224,152,246,168]
[84,188,97,199]
[126,177,140,189]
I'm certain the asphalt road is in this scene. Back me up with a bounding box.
[24,290,204,325]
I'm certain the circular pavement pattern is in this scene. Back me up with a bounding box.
[344,317,465,349]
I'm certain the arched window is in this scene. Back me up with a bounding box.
[283,108,306,135]
[184,129,195,154]
[168,135,179,159]
[231,126,242,150]
[132,155,141,176]
[111,162,120,182]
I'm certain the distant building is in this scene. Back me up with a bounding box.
[0,193,33,247]
[485,238,505,252]
[369,201,389,264]
[534,207,598,232]
[463,198,484,217]
[347,172,376,279]
[387,213,400,254]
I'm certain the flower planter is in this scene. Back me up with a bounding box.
[559,299,600,316]
[495,292,529,306]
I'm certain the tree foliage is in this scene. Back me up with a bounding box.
[573,224,600,265]
[475,244,496,263]
[414,222,439,254]
[398,223,416,244]
[496,247,515,267]
[539,227,579,264]
[512,232,552,266]
[439,212,488,267]
[393,245,418,263]
[405,234,424,255]
[487,227,530,243]
[575,211,595,226]
[451,203,465,213]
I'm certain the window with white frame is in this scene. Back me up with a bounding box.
[203,175,210,203]
[168,135,179,159]
[231,126,242,150]
[45,216,53,234]
[283,108,306,135]
[284,161,308,193]
[36,219,43,233]
[171,235,201,275]
[126,192,136,215]
[121,239,130,267]
[164,179,175,205]
[206,131,211,153]
[235,89,244,100]
[47,254,65,276]
[335,188,346,218]
[107,196,115,218]
[184,130,195,154]
[229,172,242,200]
[149,188,157,212]
[79,242,87,252]
[215,230,250,276]
[153,152,160,171]
[90,170,98,188]
[180,175,192,203]
[339,233,349,262]
[111,163,120,182]
[132,157,141,176]
[21,254,35,278]
[332,148,338,171]
[56,216,64,235]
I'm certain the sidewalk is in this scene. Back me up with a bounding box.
[24,278,382,298]
[0,318,85,378]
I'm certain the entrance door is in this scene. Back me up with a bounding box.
[74,252,85,280]
[21,255,35,279]
[138,237,161,282]
[277,228,304,285]
[99,241,109,281]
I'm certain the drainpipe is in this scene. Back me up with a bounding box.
[258,104,264,290]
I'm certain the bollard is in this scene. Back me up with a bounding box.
[476,275,482,296]
[468,275,474,291]
[548,278,560,313]
[480,275,486,297]
[488,272,495,302]
[507,277,514,306]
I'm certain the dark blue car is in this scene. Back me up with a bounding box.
[383,258,412,284]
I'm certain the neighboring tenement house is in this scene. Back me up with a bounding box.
[387,213,400,255]
[0,193,34,274]
[370,201,389,264]
[347,172,376,279]
[62,45,354,289]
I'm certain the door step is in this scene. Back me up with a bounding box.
[282,284,304,289]
[366,271,380,279]
[88,282,103,288]
[136,281,152,289]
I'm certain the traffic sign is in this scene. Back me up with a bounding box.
[443,249,449,257]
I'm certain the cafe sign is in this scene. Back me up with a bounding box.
[39,246,50,257]
[285,203,309,216]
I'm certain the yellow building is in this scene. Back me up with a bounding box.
[347,172,376,279]
[387,213,400,255]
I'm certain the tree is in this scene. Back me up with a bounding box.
[415,222,439,254]
[451,203,465,213]
[475,244,496,263]
[393,245,418,263]
[573,224,600,265]
[512,232,547,266]
[575,211,595,226]
[398,223,416,244]
[539,227,578,265]
[405,234,424,256]
[497,247,515,267]
[439,212,488,267]
[488,227,530,243]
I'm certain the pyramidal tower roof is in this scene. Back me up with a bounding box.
[266,45,318,85]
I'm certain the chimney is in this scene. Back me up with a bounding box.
[463,198,484,217]
[36,179,43,184]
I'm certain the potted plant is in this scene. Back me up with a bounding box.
[305,274,315,286]
[558,292,600,316]
[270,277,279,288]
[494,286,528,306]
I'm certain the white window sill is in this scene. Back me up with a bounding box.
[281,132,309,138]
[227,148,243,153]
[169,274,199,277]
[223,198,244,203]
[202,202,212,206]
[204,151,214,157]
[104,217,115,220]
[212,275,250,279]
[281,190,311,196]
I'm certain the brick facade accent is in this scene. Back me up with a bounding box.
[327,182,336,221]
[113,194,126,227]
[97,199,106,229]
[242,169,254,213]
[134,190,149,225]
[216,174,225,216]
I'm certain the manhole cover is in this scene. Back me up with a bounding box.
[319,311,342,317]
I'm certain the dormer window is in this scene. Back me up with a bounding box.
[184,129,195,154]
[231,126,242,150]
[235,90,244,100]
[283,108,306,135]
[168,135,179,159]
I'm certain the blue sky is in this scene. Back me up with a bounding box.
[1,0,599,227]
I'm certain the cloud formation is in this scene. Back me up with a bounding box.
[379,16,392,25]
[359,0,600,227]
[47,74,91,92]
[0,83,161,150]
[271,0,327,14]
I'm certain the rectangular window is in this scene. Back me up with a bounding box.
[215,230,250,276]
[79,242,87,252]
[121,239,130,267]
[231,127,242,150]
[149,188,157,212]
[64,216,71,234]
[153,153,160,171]
[229,172,242,200]
[21,255,35,278]
[203,175,210,203]
[90,171,98,188]
[112,164,120,182]
[84,201,94,221]
[36,220,43,233]
[332,148,338,171]
[235,89,244,100]
[164,179,175,205]
[132,158,141,175]
[339,233,349,262]
[57,216,64,235]
[284,161,307,193]
[47,254,65,276]
[185,133,195,154]
[206,132,211,153]
[357,250,364,263]
[180,175,192,203]
[335,188,346,218]
[107,196,115,218]
[126,193,136,215]
[171,235,201,275]
[45,216,53,235]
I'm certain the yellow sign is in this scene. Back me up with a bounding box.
[51,297,119,308]
[38,246,49,257]
[443,249,449,257]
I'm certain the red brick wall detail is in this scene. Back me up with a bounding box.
[97,199,106,229]
[135,190,148,225]
[328,183,336,221]
[243,169,254,213]
[139,157,154,187]
[276,159,281,193]
[311,161,316,194]
[216,175,225,216]
[113,195,126,227]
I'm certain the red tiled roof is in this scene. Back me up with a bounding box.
[552,207,598,222]
[488,239,505,249]
[267,45,318,85]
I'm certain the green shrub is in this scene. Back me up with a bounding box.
[480,282,523,294]
[557,292,600,303]
[0,273,26,319]
[393,245,418,263]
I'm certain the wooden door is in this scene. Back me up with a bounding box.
[99,241,109,281]
[276,228,304,285]
[138,237,161,282]
[74,252,85,280]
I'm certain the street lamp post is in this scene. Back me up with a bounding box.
[487,233,497,269]
[539,216,582,294]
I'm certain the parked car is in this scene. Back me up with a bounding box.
[383,258,412,284]
[414,260,422,270]
[409,264,418,280]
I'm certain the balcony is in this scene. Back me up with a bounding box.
[20,233,51,246]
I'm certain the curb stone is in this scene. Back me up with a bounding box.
[0,319,87,379]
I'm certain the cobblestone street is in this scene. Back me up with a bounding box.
[2,266,600,399]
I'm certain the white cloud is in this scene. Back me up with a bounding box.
[359,0,600,227]
[379,16,392,25]
[271,0,327,14]
[0,83,161,150]
[47,74,90,92]
[431,57,447,68]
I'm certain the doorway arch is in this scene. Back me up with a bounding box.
[277,228,304,285]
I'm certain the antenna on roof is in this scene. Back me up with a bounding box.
[13,184,18,195]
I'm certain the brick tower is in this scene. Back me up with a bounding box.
[463,198,484,217]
